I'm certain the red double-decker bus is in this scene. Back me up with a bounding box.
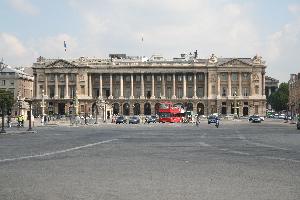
[158,102,183,123]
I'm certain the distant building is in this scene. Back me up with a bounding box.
[0,65,34,116]
[265,76,279,110]
[32,53,267,119]
[288,73,300,117]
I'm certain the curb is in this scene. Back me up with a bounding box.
[0,130,37,135]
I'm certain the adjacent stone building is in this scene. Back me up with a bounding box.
[265,76,279,110]
[288,73,300,117]
[0,65,34,116]
[32,53,267,118]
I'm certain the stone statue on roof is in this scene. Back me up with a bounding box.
[208,53,218,64]
[252,54,263,64]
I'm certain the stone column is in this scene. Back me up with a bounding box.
[207,72,211,98]
[193,73,197,99]
[44,75,48,97]
[172,73,176,99]
[262,72,265,96]
[99,74,103,98]
[217,73,221,97]
[54,74,58,99]
[140,73,145,99]
[35,74,39,98]
[65,74,69,99]
[130,74,134,99]
[161,74,166,99]
[109,74,113,99]
[88,74,92,98]
[151,74,155,99]
[238,72,242,96]
[228,72,231,96]
[204,73,208,98]
[119,74,124,99]
[183,73,187,99]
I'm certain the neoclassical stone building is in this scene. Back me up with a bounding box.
[32,54,267,118]
[288,73,300,117]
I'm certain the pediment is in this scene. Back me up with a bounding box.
[45,59,78,68]
[217,58,252,67]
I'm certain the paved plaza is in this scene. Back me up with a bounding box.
[0,120,299,200]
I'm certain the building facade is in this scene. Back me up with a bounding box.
[32,54,267,118]
[0,66,34,116]
[288,73,300,117]
[265,76,279,110]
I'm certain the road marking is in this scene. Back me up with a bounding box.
[0,139,118,163]
[260,156,300,163]
[198,142,211,147]
[246,141,289,151]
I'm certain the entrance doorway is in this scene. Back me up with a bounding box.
[123,103,130,116]
[197,103,204,115]
[243,107,249,116]
[133,103,140,115]
[58,103,65,115]
[144,103,151,115]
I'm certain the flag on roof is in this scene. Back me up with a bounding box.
[64,41,67,52]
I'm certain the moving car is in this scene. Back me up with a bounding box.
[208,115,219,124]
[129,116,140,124]
[116,116,127,124]
[145,115,157,123]
[251,115,261,123]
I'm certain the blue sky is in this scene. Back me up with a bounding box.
[1,0,300,82]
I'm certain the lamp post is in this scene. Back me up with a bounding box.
[84,102,88,125]
[94,97,100,124]
[233,91,238,119]
[25,98,33,131]
[41,89,45,125]
[0,105,5,133]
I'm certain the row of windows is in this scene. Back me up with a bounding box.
[0,80,14,86]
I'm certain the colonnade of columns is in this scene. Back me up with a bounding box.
[36,71,265,100]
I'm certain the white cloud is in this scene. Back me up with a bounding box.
[0,32,26,56]
[9,0,39,15]
[288,4,300,15]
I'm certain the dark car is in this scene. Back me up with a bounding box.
[208,115,219,124]
[251,115,261,123]
[297,121,300,130]
[145,115,157,123]
[116,116,127,124]
[129,116,140,124]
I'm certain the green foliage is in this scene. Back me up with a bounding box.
[0,89,14,114]
[267,82,289,112]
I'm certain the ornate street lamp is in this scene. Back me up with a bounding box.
[84,102,88,125]
[233,91,238,119]
[41,89,46,125]
[24,98,33,131]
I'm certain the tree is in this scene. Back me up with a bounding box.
[0,90,14,133]
[267,83,289,112]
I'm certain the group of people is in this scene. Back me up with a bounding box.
[16,115,25,127]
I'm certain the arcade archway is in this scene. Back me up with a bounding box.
[144,102,151,115]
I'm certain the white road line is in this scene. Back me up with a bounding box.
[246,142,289,151]
[260,156,300,163]
[0,139,118,163]
[198,142,211,147]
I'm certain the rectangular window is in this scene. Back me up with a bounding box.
[198,73,204,81]
[49,86,55,98]
[125,87,130,98]
[60,86,65,98]
[125,76,130,82]
[81,105,85,113]
[136,76,140,82]
[135,87,140,97]
[167,76,172,82]
[10,81,14,85]
[167,87,172,98]
[177,87,183,98]
[177,76,182,82]
[146,76,151,82]
[115,75,120,82]
[70,74,75,81]
[156,86,161,97]
[232,87,238,96]
[0,80,5,86]
[231,73,238,81]
[197,87,204,97]
[50,74,55,81]
[187,87,193,98]
[114,87,119,97]
[156,76,161,82]
[188,76,193,82]
[243,87,249,96]
[242,73,250,80]
[221,73,227,81]
[222,87,227,96]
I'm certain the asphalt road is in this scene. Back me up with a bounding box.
[0,120,299,200]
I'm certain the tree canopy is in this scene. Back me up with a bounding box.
[267,82,289,112]
[0,89,14,114]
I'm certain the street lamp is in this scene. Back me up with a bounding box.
[41,89,46,125]
[233,91,238,119]
[0,104,5,134]
[84,102,88,125]
[24,98,33,131]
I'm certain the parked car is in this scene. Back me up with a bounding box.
[251,115,262,123]
[278,114,286,119]
[145,115,157,123]
[297,121,300,130]
[129,116,140,124]
[116,116,127,124]
[208,115,219,124]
